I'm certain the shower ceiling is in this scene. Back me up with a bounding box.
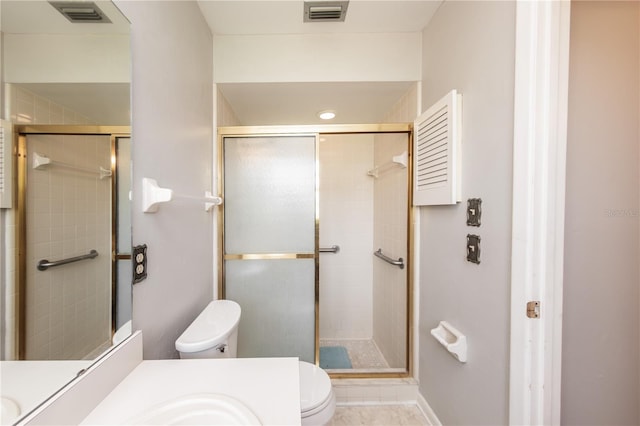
[217,82,416,125]
[201,0,442,125]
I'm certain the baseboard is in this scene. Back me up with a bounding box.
[417,391,442,426]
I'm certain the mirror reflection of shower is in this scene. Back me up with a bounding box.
[17,130,131,360]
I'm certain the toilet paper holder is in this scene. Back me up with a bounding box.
[430,321,467,363]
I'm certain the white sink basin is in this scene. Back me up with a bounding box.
[127,393,261,425]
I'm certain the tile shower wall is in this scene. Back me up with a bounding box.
[372,83,418,368]
[1,210,17,359]
[319,134,374,339]
[25,134,111,359]
[216,87,240,127]
[372,134,408,368]
[6,84,96,125]
[383,83,419,124]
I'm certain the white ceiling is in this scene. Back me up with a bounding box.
[0,1,130,34]
[3,1,441,126]
[218,81,415,125]
[2,1,131,125]
[200,0,441,125]
[198,0,441,35]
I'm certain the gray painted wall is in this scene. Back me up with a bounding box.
[562,2,640,425]
[113,1,214,359]
[419,2,516,424]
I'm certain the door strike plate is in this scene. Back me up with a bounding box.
[527,301,540,318]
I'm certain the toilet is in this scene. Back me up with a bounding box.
[298,360,336,426]
[175,300,336,425]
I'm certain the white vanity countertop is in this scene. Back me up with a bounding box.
[81,357,301,425]
[1,360,92,425]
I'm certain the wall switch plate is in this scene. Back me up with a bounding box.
[132,244,148,283]
[466,234,481,264]
[467,198,482,226]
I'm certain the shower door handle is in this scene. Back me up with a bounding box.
[319,245,340,254]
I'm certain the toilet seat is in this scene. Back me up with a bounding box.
[299,361,333,415]
[302,391,335,418]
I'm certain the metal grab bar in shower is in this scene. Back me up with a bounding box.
[37,250,99,271]
[319,245,340,254]
[374,248,404,269]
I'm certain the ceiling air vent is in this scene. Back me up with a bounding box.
[304,1,349,22]
[49,1,112,23]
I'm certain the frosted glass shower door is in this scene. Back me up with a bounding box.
[223,135,317,363]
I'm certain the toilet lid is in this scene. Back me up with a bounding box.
[175,300,241,353]
[298,361,332,413]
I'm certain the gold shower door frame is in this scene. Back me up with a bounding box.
[14,125,130,360]
[218,124,414,379]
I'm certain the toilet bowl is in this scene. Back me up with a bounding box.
[299,361,336,426]
[175,300,336,425]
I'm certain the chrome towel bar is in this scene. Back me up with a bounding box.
[319,245,340,254]
[37,250,99,271]
[374,248,404,269]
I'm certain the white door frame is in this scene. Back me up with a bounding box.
[509,1,571,424]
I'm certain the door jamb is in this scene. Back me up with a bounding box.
[509,1,571,424]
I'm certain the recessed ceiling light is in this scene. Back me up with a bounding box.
[318,110,336,120]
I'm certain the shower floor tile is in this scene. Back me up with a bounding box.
[320,339,389,369]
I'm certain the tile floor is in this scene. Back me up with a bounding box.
[329,404,430,425]
[320,340,426,424]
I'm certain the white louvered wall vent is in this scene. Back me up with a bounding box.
[413,90,462,206]
[0,120,13,208]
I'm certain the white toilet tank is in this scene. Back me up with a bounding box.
[175,300,241,359]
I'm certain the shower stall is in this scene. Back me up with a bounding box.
[218,124,412,377]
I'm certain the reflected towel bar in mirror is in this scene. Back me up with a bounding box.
[33,152,112,179]
[37,250,99,271]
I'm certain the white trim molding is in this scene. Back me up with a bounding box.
[509,1,571,425]
[417,391,442,426]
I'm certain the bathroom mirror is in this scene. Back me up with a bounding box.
[0,1,131,423]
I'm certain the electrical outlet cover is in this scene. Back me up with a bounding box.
[132,244,148,283]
